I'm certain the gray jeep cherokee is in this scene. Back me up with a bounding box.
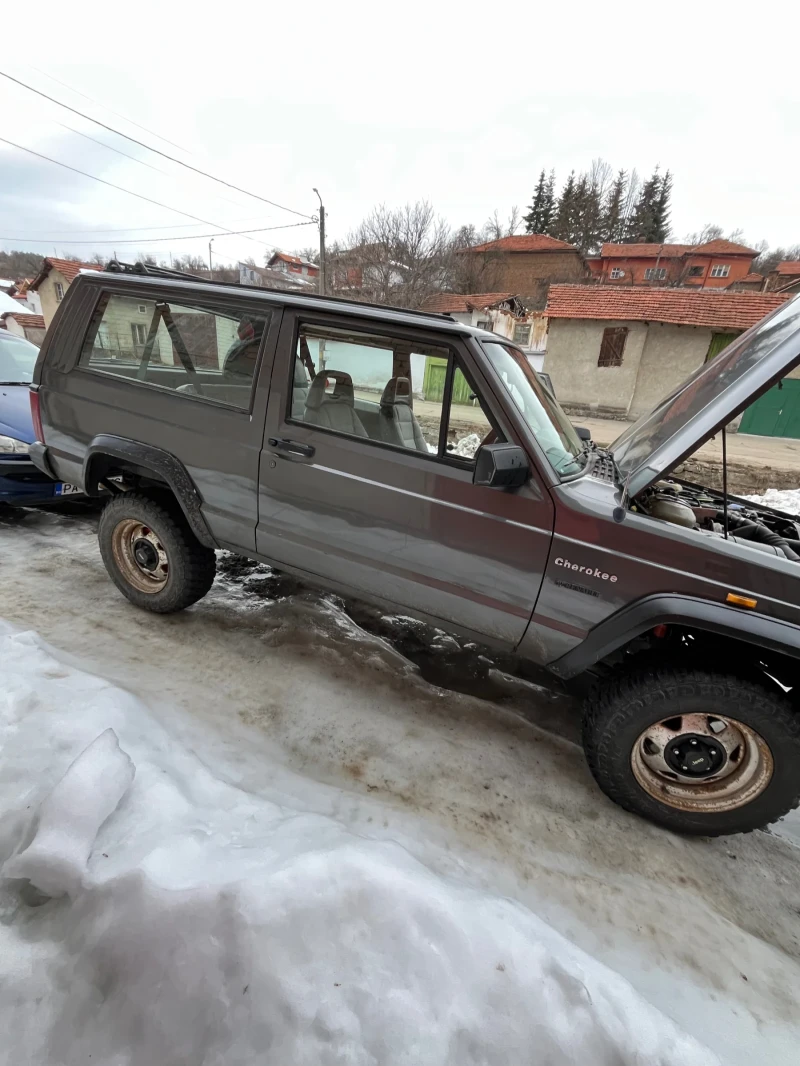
[30,263,800,836]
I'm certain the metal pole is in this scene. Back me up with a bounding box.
[208,239,214,280]
[313,187,326,295]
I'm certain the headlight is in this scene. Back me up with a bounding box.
[0,435,30,454]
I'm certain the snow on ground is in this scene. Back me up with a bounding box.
[0,622,714,1066]
[744,487,800,513]
[1,508,800,1063]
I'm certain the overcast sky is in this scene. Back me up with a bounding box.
[1,0,798,270]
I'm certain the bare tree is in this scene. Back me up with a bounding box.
[447,223,502,294]
[336,201,452,307]
[507,205,521,236]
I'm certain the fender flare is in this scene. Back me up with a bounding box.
[548,593,800,679]
[83,435,216,549]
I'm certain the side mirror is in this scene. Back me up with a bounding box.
[473,443,530,489]
[574,425,592,442]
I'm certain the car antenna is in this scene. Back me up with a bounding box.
[721,423,729,540]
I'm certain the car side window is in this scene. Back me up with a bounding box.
[289,322,502,462]
[79,292,271,409]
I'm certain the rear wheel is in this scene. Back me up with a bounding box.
[98,492,216,613]
[582,662,800,835]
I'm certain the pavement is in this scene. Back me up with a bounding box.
[579,416,800,473]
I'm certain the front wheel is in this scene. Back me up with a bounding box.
[582,663,800,836]
[98,492,216,614]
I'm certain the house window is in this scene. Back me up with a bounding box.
[512,323,532,346]
[476,319,492,332]
[710,264,731,278]
[609,268,625,279]
[131,323,148,346]
[138,304,147,313]
[687,266,704,277]
[597,326,628,367]
[644,267,667,281]
[54,282,65,302]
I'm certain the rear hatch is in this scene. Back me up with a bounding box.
[611,296,800,497]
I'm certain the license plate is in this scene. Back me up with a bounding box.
[55,483,81,496]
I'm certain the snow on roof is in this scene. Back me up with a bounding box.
[0,290,33,315]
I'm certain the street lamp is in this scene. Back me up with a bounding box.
[208,237,214,280]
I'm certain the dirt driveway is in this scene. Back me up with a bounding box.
[1,508,799,1063]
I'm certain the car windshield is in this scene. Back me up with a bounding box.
[0,333,38,384]
[482,342,586,476]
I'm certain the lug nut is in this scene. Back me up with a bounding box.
[709,749,716,756]
[673,748,680,755]
[690,739,697,746]
[682,765,688,771]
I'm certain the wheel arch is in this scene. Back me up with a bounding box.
[549,594,800,683]
[83,435,217,549]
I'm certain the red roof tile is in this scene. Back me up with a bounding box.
[776,261,800,276]
[600,243,693,259]
[423,292,516,313]
[467,234,576,254]
[546,285,791,331]
[739,273,763,283]
[30,257,102,290]
[600,239,757,260]
[1,312,45,328]
[689,239,756,256]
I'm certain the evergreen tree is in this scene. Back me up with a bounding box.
[524,169,548,233]
[576,175,604,253]
[625,166,664,242]
[601,170,628,243]
[551,171,577,243]
[651,169,673,243]
[544,170,556,231]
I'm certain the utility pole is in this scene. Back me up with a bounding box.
[208,238,214,280]
[313,187,326,295]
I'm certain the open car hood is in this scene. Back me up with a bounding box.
[610,295,800,497]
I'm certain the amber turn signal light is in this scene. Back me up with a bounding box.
[726,593,757,609]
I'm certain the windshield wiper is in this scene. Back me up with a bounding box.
[0,381,32,386]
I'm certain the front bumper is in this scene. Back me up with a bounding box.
[0,456,59,505]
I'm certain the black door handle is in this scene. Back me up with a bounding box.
[268,437,315,458]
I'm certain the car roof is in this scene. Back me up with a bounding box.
[76,269,495,340]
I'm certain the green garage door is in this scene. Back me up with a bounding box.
[739,380,800,438]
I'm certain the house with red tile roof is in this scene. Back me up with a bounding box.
[266,251,319,280]
[0,311,47,345]
[422,292,548,362]
[764,261,800,295]
[459,234,585,308]
[29,257,103,327]
[542,285,790,421]
[586,240,757,289]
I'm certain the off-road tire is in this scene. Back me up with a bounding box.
[583,662,800,836]
[98,492,216,613]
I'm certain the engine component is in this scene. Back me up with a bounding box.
[642,493,696,528]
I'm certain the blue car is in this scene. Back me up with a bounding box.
[0,331,80,506]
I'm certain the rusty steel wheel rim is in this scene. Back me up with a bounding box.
[111,518,169,594]
[631,711,773,813]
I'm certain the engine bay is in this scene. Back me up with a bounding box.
[633,480,800,562]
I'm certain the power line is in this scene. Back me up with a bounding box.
[0,136,274,250]
[0,221,316,245]
[28,64,190,153]
[9,215,275,236]
[0,69,315,221]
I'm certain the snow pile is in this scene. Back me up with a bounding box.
[452,432,482,458]
[4,729,134,898]
[743,487,800,514]
[0,623,716,1065]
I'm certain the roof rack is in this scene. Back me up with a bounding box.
[102,259,455,322]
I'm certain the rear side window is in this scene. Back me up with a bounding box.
[79,293,271,409]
